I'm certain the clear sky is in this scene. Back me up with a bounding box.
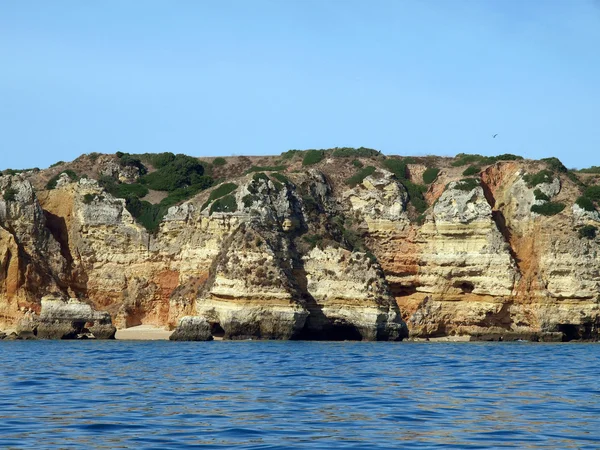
[1,0,599,170]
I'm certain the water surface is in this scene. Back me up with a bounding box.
[0,341,598,449]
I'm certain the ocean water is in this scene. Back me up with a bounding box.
[0,341,599,449]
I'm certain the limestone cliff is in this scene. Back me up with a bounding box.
[1,151,599,341]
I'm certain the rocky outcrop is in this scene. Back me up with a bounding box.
[169,316,213,341]
[16,296,116,339]
[2,153,600,341]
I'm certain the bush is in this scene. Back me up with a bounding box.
[82,193,96,204]
[212,157,227,167]
[346,166,376,187]
[579,225,597,240]
[451,154,485,167]
[331,147,381,158]
[541,157,567,173]
[271,173,289,184]
[422,167,440,184]
[3,187,17,202]
[118,153,147,175]
[462,166,480,176]
[208,182,238,202]
[302,150,325,166]
[584,186,600,201]
[281,150,301,160]
[523,170,554,188]
[49,161,65,168]
[246,165,286,173]
[140,154,205,191]
[352,159,363,168]
[454,178,480,191]
[382,158,407,179]
[576,196,596,211]
[403,180,428,213]
[533,189,550,202]
[114,183,149,199]
[46,170,78,190]
[579,166,600,174]
[210,195,237,214]
[530,202,565,216]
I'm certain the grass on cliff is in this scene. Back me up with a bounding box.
[451,153,523,167]
[454,178,480,191]
[3,187,17,202]
[579,225,597,239]
[302,150,325,166]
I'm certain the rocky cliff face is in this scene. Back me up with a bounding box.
[1,152,599,341]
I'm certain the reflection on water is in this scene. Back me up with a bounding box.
[0,341,599,449]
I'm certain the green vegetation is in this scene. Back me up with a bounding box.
[352,159,363,168]
[139,152,176,168]
[576,196,595,212]
[242,194,257,208]
[530,202,565,216]
[83,193,96,204]
[579,166,600,174]
[583,186,600,201]
[302,150,325,166]
[422,167,440,184]
[212,157,227,167]
[281,149,301,160]
[302,233,324,249]
[271,173,289,184]
[331,147,381,158]
[50,161,65,168]
[3,187,17,202]
[246,165,286,173]
[346,166,376,187]
[382,158,407,179]
[523,170,554,188]
[140,154,206,191]
[210,195,237,214]
[462,166,480,176]
[541,157,568,173]
[579,225,598,240]
[455,178,480,191]
[46,170,78,190]
[451,153,523,167]
[403,180,428,213]
[533,189,550,202]
[252,172,270,184]
[207,182,238,202]
[117,153,147,175]
[114,183,149,199]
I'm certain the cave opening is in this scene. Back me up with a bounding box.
[558,324,580,342]
[455,281,475,294]
[210,322,225,338]
[327,323,363,341]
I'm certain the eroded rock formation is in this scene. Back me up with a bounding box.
[1,153,599,341]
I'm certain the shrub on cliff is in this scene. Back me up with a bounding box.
[210,195,237,214]
[579,166,600,174]
[46,170,79,190]
[382,158,407,179]
[302,150,325,166]
[3,187,17,202]
[422,167,440,184]
[576,196,595,212]
[140,154,205,191]
[455,178,480,191]
[579,225,597,240]
[246,165,286,173]
[346,166,376,187]
[331,147,381,158]
[583,186,600,202]
[534,189,550,202]
[523,170,554,188]
[530,202,565,216]
[403,180,428,213]
[462,166,480,176]
[212,157,227,167]
[117,153,147,175]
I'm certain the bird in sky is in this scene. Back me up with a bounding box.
[493,134,498,138]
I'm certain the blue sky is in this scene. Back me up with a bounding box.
[1,0,599,170]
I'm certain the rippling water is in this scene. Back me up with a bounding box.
[1,341,599,449]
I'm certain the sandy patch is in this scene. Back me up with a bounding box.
[115,325,173,340]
